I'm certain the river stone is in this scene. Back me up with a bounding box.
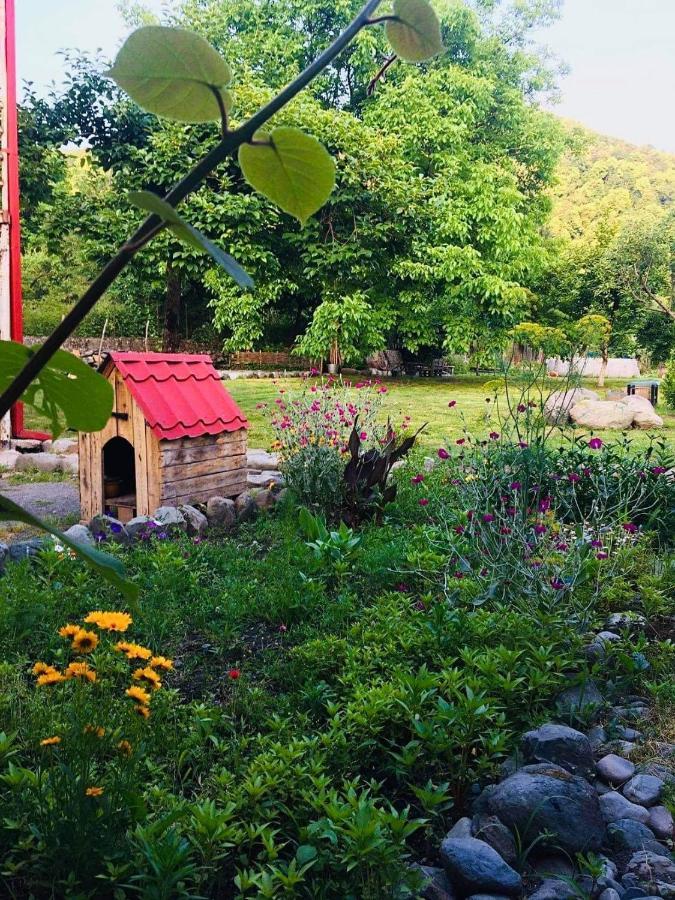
[555,680,604,723]
[521,723,595,777]
[252,488,276,511]
[153,506,187,531]
[588,725,609,750]
[8,538,43,560]
[247,448,279,470]
[0,449,20,469]
[623,776,664,808]
[0,542,8,569]
[597,755,636,785]
[62,523,95,546]
[411,864,455,900]
[247,470,285,489]
[178,504,208,536]
[89,514,130,544]
[624,852,675,894]
[607,819,669,856]
[235,491,258,522]
[607,613,647,632]
[599,889,622,900]
[15,451,64,473]
[531,855,576,879]
[205,496,236,529]
[126,516,158,539]
[471,815,517,867]
[616,726,643,742]
[478,763,604,853]
[648,807,674,839]
[600,792,650,824]
[439,837,522,896]
[544,388,600,424]
[448,817,473,839]
[527,879,580,900]
[570,400,635,430]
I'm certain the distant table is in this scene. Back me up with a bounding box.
[627,380,660,405]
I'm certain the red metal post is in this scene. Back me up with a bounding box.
[5,0,48,439]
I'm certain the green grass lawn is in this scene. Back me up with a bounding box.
[226,375,675,451]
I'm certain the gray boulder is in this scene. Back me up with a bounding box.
[247,449,279,470]
[471,815,517,867]
[448,817,473,839]
[63,523,95,546]
[0,449,20,469]
[247,470,285,489]
[624,852,675,896]
[521,723,595,777]
[648,807,674,840]
[598,890,622,900]
[527,879,581,900]
[126,516,159,540]
[600,792,650,824]
[531,854,575,879]
[607,819,669,856]
[411,864,456,900]
[15,452,64,473]
[89,514,129,544]
[588,725,609,750]
[477,763,605,854]
[8,538,43,560]
[235,491,258,522]
[153,506,187,531]
[597,754,636,785]
[252,488,276,511]
[607,613,647,632]
[623,776,664,808]
[620,396,664,430]
[555,680,603,723]
[543,388,600,424]
[0,542,8,569]
[206,496,236,529]
[179,504,208,536]
[439,837,522,896]
[570,400,635,430]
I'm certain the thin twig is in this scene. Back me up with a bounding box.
[367,53,397,95]
[0,0,383,418]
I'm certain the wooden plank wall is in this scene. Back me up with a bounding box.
[159,430,248,506]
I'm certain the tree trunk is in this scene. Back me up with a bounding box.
[162,260,181,352]
[597,347,608,388]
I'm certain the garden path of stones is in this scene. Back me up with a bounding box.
[416,677,675,900]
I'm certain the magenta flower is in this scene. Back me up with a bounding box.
[411,474,424,485]
[359,431,367,440]
[534,524,547,535]
[467,510,475,521]
[590,540,603,548]
[454,571,465,579]
[582,467,591,477]
[454,524,465,535]
[510,481,521,491]
[518,441,529,449]
[489,431,500,441]
[568,472,580,483]
[555,542,569,552]
[651,466,666,475]
[456,438,466,445]
[596,551,608,560]
[550,578,565,590]
[500,526,512,535]
[517,404,527,413]
[622,522,638,534]
[419,498,429,507]
[588,437,603,450]
[448,400,457,408]
[437,448,449,460]
[482,513,495,524]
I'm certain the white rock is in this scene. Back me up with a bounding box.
[63,524,95,546]
[247,449,279,469]
[570,401,635,430]
[153,506,187,531]
[622,396,664,429]
[622,775,664,808]
[15,452,64,473]
[0,449,20,469]
[543,388,600,424]
[50,438,79,454]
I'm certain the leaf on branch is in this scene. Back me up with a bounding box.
[385,0,444,63]
[128,191,254,289]
[0,341,113,439]
[238,127,336,226]
[0,495,138,603]
[107,26,232,123]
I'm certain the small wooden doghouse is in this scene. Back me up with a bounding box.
[79,352,249,522]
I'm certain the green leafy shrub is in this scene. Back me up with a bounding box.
[663,355,675,410]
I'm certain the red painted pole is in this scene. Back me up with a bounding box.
[5,0,47,439]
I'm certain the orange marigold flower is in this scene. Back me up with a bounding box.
[84,724,105,738]
[85,786,104,797]
[134,704,150,719]
[118,739,133,757]
[132,667,161,690]
[149,656,173,671]
[65,661,97,683]
[32,661,57,676]
[126,685,150,705]
[84,611,132,632]
[58,624,80,639]
[37,671,66,686]
[71,629,99,654]
[114,641,152,660]
[40,735,61,746]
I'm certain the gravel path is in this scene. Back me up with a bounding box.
[1,481,81,525]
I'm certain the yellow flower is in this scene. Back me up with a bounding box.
[85,786,104,797]
[118,739,133,757]
[71,629,99,654]
[40,735,61,746]
[114,641,152,660]
[134,704,150,719]
[32,661,57,676]
[84,724,105,738]
[149,656,173,671]
[37,671,66,686]
[84,611,132,632]
[132,667,161,690]
[126,685,151,705]
[65,661,97,683]
[58,624,80,639]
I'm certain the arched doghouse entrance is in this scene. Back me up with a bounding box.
[102,436,136,521]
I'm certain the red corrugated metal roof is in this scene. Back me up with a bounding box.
[108,352,249,441]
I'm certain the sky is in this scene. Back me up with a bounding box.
[15,0,675,154]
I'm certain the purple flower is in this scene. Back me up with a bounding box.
[550,578,565,590]
[588,437,603,450]
[411,474,424,485]
[651,466,666,475]
[596,551,608,560]
[500,526,512,535]
[437,448,449,460]
[518,441,529,449]
[582,467,592,477]
[489,431,500,441]
[517,404,527,413]
[94,531,107,543]
[534,524,547,535]
[419,498,429,507]
[591,540,603,548]
[110,522,123,534]
[454,571,465,579]
[482,513,495,524]
[555,542,569,552]
[622,522,638,534]
[454,524,465,535]
[448,400,457,408]
[568,472,580,483]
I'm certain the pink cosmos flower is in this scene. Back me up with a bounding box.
[534,524,547,535]
[568,472,580,483]
[588,437,603,450]
[359,431,367,440]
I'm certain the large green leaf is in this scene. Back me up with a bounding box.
[0,341,113,439]
[129,192,254,289]
[385,0,443,62]
[107,26,232,123]
[0,495,138,603]
[238,127,336,226]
